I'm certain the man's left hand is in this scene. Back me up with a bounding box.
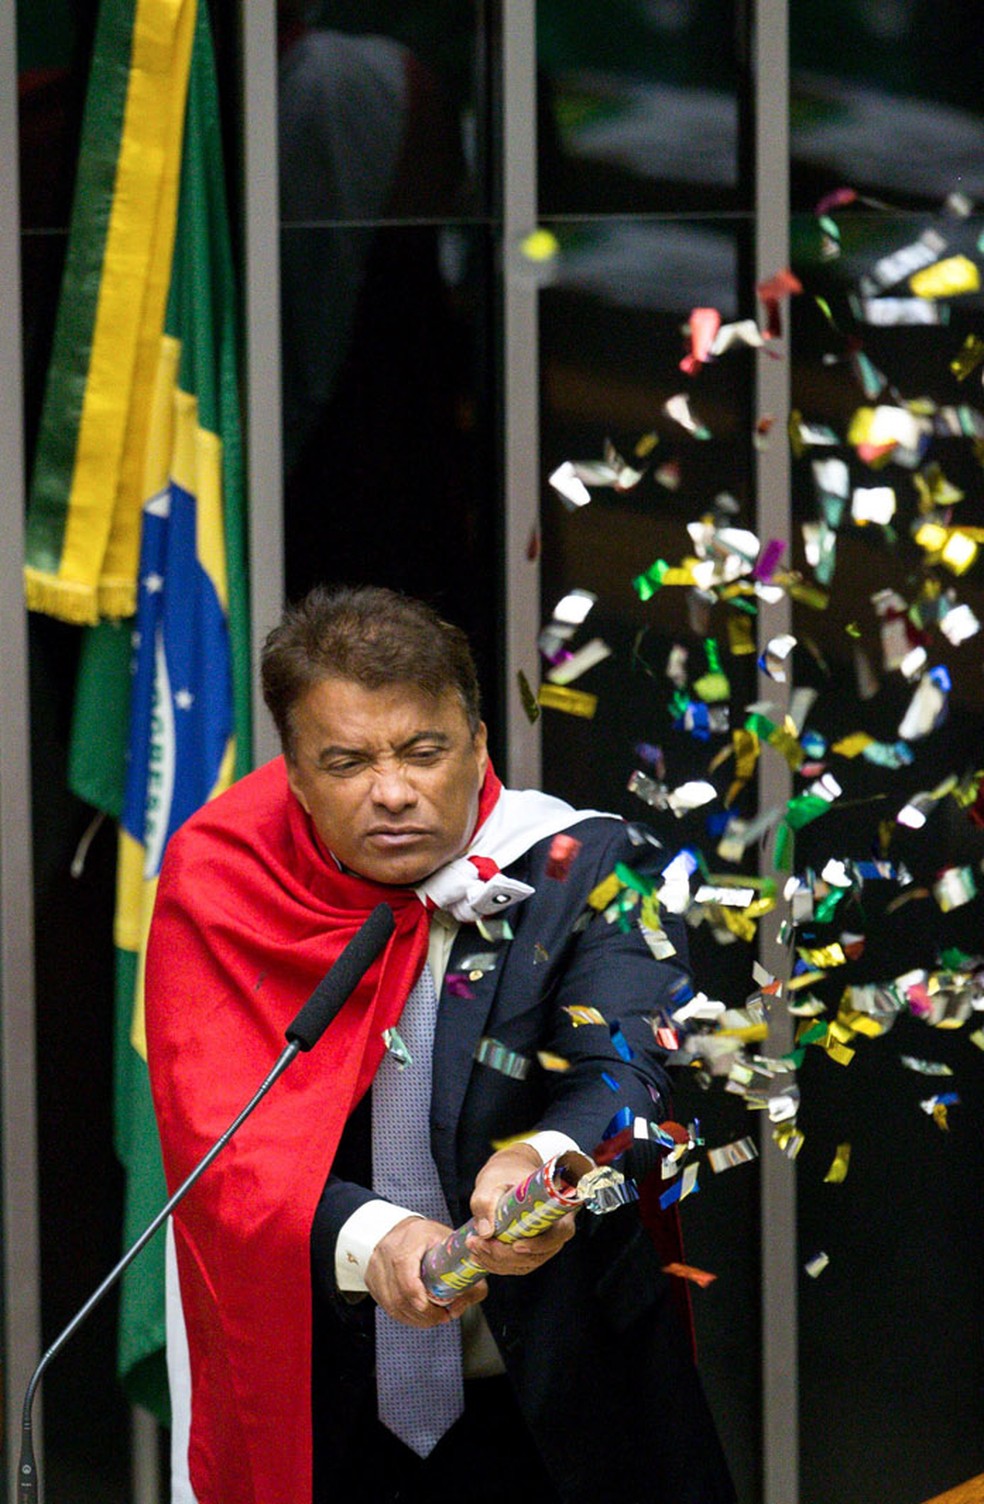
[465,1144,577,1277]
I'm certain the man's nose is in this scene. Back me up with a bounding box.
[369,762,417,810]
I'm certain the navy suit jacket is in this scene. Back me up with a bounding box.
[311,816,736,1504]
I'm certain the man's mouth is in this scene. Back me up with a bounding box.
[366,827,430,845]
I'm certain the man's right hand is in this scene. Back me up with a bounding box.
[365,1215,489,1328]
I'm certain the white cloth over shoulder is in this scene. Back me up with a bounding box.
[415,787,613,922]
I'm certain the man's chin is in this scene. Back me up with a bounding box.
[351,851,439,889]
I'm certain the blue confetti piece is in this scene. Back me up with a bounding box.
[603,1106,634,1140]
[610,1023,634,1061]
[601,1071,621,1093]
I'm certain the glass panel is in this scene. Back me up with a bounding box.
[277,6,500,733]
[281,2,485,218]
[280,220,500,705]
[791,5,984,1495]
[791,0,984,209]
[538,215,762,1503]
[537,0,747,215]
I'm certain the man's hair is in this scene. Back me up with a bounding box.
[261,584,483,758]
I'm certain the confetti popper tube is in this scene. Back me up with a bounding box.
[420,1149,595,1301]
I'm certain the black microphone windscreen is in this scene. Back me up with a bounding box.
[285,903,396,1051]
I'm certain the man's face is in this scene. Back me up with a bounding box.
[286,677,489,886]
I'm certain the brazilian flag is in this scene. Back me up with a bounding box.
[27,0,251,1420]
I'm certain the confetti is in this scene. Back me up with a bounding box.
[900,1056,953,1077]
[610,1024,634,1061]
[474,1037,530,1080]
[823,1143,851,1184]
[707,1137,758,1173]
[516,669,540,723]
[545,638,611,686]
[804,1252,829,1279]
[537,683,598,718]
[564,1004,606,1027]
[545,833,582,880]
[659,1163,700,1209]
[381,1028,412,1070]
[536,1050,570,1073]
[662,1262,717,1288]
[910,254,980,300]
[680,306,722,375]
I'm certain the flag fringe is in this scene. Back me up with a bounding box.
[24,569,99,625]
[98,579,139,618]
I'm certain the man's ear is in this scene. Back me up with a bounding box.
[474,720,489,780]
[285,757,311,814]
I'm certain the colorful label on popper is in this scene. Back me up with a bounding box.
[420,1149,608,1302]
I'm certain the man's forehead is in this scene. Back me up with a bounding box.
[295,676,468,738]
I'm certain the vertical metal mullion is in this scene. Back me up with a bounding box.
[501,0,541,790]
[241,0,285,769]
[0,2,43,1493]
[754,1,797,1501]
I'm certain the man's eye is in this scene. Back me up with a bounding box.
[407,746,442,763]
[326,759,364,775]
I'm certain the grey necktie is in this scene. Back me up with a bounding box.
[371,962,465,1457]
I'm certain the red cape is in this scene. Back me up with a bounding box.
[146,757,500,1503]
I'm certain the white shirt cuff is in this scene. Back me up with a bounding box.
[522,1128,582,1163]
[335,1199,421,1292]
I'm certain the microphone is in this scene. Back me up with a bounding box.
[16,902,395,1503]
[287,902,395,1049]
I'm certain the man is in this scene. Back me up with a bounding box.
[146,584,736,1504]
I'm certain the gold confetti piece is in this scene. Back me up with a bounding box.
[587,872,622,911]
[516,669,540,723]
[910,253,980,299]
[727,614,756,656]
[884,887,930,914]
[933,1103,950,1131]
[787,968,827,991]
[797,943,847,968]
[717,1019,769,1043]
[950,333,984,380]
[837,1010,884,1039]
[662,1262,717,1288]
[824,1143,851,1183]
[773,1124,805,1159]
[564,1005,606,1026]
[805,1251,829,1278]
[824,1039,855,1067]
[831,731,873,758]
[537,682,598,718]
[940,530,979,575]
[536,1050,571,1072]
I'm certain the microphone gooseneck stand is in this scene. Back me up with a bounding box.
[17,901,396,1503]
